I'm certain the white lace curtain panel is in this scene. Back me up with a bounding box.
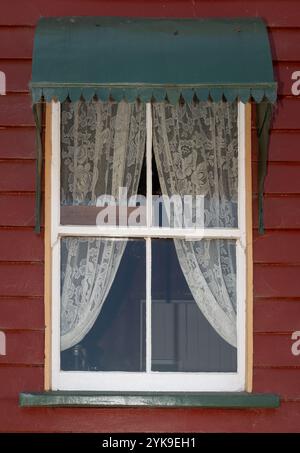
[60,101,146,351]
[152,102,238,347]
[60,100,238,351]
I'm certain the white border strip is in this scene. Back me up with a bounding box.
[51,101,61,247]
[236,101,246,390]
[51,101,61,390]
[56,226,241,239]
[146,238,152,372]
[55,371,243,392]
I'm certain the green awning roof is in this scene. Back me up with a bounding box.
[31,17,276,234]
[31,16,276,104]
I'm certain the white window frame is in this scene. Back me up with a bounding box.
[51,101,246,392]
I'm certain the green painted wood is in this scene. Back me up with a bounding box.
[31,16,277,103]
[19,392,280,408]
[31,17,277,235]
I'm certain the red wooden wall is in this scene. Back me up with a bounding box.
[0,0,300,432]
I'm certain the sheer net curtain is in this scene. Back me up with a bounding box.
[60,101,146,351]
[152,101,238,347]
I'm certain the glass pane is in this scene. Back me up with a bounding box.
[60,238,146,371]
[152,101,238,228]
[60,101,146,226]
[151,239,237,372]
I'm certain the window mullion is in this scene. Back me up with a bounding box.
[146,237,152,373]
[145,103,153,373]
[51,100,61,389]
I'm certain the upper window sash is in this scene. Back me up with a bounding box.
[51,101,245,246]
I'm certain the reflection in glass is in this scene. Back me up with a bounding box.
[151,239,237,372]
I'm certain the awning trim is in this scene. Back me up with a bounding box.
[31,83,277,104]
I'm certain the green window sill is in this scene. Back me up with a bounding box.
[19,391,280,409]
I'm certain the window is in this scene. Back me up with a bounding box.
[50,99,247,392]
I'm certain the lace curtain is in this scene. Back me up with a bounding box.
[152,102,238,347]
[60,101,146,351]
[60,100,238,351]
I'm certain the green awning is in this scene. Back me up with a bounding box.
[31,16,276,104]
[31,17,277,234]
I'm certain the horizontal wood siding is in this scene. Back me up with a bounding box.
[0,194,35,226]
[0,298,44,329]
[0,0,299,433]
[0,128,35,158]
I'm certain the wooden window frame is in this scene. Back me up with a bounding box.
[44,101,253,392]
